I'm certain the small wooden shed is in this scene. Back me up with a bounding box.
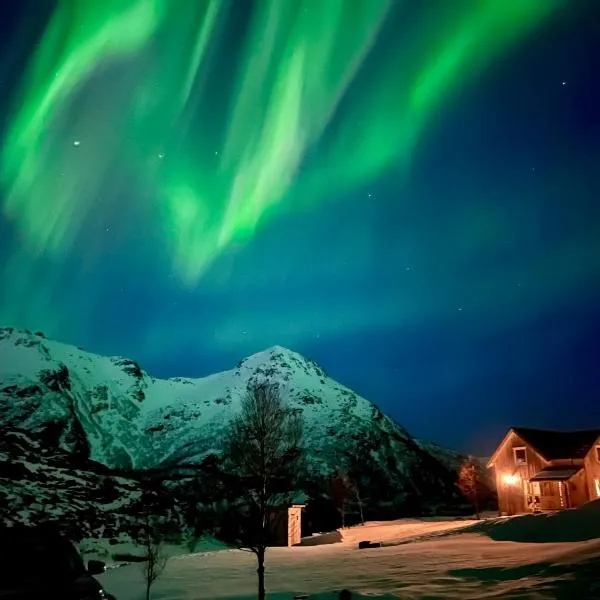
[269,504,306,546]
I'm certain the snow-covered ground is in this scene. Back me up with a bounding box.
[98,510,600,599]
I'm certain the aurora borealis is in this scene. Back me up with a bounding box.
[1,0,599,452]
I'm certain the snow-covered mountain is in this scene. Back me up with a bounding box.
[0,327,464,518]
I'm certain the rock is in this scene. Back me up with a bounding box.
[358,540,381,549]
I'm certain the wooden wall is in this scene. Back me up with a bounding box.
[568,467,589,508]
[287,506,302,547]
[538,481,564,511]
[583,438,600,501]
[491,432,547,515]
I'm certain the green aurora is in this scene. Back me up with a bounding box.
[1,0,562,285]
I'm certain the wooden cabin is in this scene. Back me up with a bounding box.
[487,427,600,515]
[268,504,305,546]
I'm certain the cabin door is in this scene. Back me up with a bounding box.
[287,507,301,546]
[529,481,541,512]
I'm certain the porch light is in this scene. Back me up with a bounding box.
[502,474,519,485]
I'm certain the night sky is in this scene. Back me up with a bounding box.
[1,1,599,455]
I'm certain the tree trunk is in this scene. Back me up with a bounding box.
[473,493,480,520]
[257,546,266,600]
[355,489,365,525]
[145,578,151,600]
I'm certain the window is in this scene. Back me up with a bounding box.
[513,447,527,465]
[595,479,600,498]
[595,446,600,462]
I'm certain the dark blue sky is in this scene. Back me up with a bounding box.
[1,1,599,455]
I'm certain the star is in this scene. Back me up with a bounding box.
[562,81,567,86]
[73,140,81,147]
[158,152,165,159]
[457,307,463,312]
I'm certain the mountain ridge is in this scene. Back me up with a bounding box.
[0,326,466,526]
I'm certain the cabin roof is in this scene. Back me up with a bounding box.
[512,427,600,461]
[529,466,582,481]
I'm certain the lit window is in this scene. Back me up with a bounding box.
[595,479,600,497]
[513,447,527,465]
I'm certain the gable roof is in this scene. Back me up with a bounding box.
[487,428,547,467]
[511,427,600,461]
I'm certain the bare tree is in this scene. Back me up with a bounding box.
[222,381,303,600]
[352,481,366,526]
[141,514,168,600]
[458,456,484,520]
[331,472,350,528]
[345,450,372,525]
[332,468,366,527]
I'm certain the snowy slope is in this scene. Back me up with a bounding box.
[142,345,415,472]
[0,328,149,468]
[0,327,463,510]
[0,428,155,541]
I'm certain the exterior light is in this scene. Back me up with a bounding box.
[502,474,519,485]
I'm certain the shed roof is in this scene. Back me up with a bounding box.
[512,427,600,461]
[529,466,582,482]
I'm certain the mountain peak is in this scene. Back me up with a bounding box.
[236,345,303,369]
[264,344,292,354]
